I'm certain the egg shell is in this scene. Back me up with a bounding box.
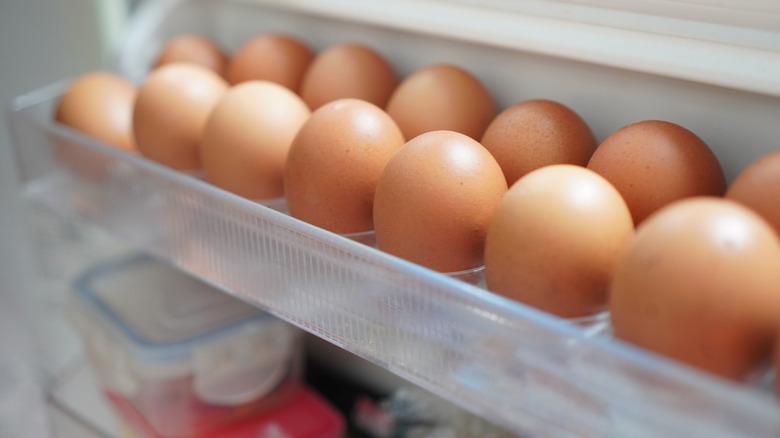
[54,72,137,181]
[133,64,228,170]
[155,34,228,77]
[56,72,137,152]
[374,130,507,272]
[226,34,313,91]
[201,81,310,199]
[587,120,725,224]
[284,98,404,233]
[300,44,397,109]
[386,64,496,140]
[481,100,596,185]
[726,149,780,238]
[609,198,780,379]
[485,165,633,317]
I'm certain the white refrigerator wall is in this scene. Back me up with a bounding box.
[0,1,126,437]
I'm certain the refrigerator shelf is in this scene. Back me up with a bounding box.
[8,0,780,437]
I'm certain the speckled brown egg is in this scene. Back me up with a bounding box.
[56,72,137,152]
[226,34,313,91]
[481,100,596,185]
[726,149,780,238]
[300,44,397,109]
[201,81,310,199]
[284,99,404,233]
[610,198,780,379]
[485,165,633,317]
[374,131,507,272]
[587,120,725,224]
[133,64,228,170]
[386,64,496,141]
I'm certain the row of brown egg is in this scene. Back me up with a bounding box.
[55,33,780,389]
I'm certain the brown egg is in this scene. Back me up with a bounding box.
[300,44,397,109]
[226,34,313,91]
[285,99,404,233]
[201,81,310,199]
[374,131,507,272]
[56,72,137,152]
[155,34,227,77]
[485,165,633,317]
[726,149,780,238]
[54,73,137,181]
[133,64,228,170]
[610,198,780,379]
[481,100,596,185]
[386,64,496,141]
[587,120,725,224]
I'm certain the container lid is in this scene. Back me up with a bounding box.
[73,254,268,363]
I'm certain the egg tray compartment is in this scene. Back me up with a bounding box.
[11,79,780,438]
[8,0,780,437]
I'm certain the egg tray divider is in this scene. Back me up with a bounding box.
[9,76,780,438]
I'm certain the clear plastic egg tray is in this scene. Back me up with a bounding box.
[8,0,780,436]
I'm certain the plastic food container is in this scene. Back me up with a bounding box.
[8,0,780,437]
[69,255,301,437]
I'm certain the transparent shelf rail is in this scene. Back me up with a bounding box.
[9,0,780,437]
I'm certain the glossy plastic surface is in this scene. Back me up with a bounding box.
[8,0,780,437]
[69,255,302,437]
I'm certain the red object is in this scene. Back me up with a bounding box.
[106,386,344,438]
